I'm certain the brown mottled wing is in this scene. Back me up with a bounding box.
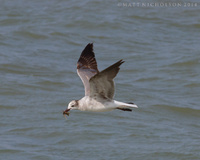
[77,43,99,96]
[89,60,124,100]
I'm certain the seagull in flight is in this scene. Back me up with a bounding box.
[63,43,138,117]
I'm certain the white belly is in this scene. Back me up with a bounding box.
[78,96,115,112]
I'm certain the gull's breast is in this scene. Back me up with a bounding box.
[79,96,115,112]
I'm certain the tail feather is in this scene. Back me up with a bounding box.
[116,107,132,112]
[126,102,134,104]
[114,100,138,109]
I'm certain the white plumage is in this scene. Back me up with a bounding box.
[63,43,138,116]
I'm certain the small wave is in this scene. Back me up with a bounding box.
[184,83,200,88]
[170,59,199,67]
[0,105,16,110]
[154,104,200,117]
[0,149,19,154]
[14,30,48,40]
[191,23,200,29]
[136,77,161,82]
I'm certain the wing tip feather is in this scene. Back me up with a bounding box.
[86,43,93,50]
[119,59,125,65]
[77,43,99,71]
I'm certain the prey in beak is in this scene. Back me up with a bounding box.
[63,100,78,119]
[63,109,70,116]
[63,109,70,120]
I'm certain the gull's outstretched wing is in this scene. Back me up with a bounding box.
[89,60,124,100]
[77,43,99,96]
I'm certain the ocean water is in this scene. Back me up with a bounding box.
[0,0,200,159]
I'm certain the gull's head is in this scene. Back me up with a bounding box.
[63,100,79,116]
[68,100,79,110]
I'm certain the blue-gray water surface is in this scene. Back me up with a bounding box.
[1,0,200,160]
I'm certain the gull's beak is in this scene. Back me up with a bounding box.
[63,109,70,116]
